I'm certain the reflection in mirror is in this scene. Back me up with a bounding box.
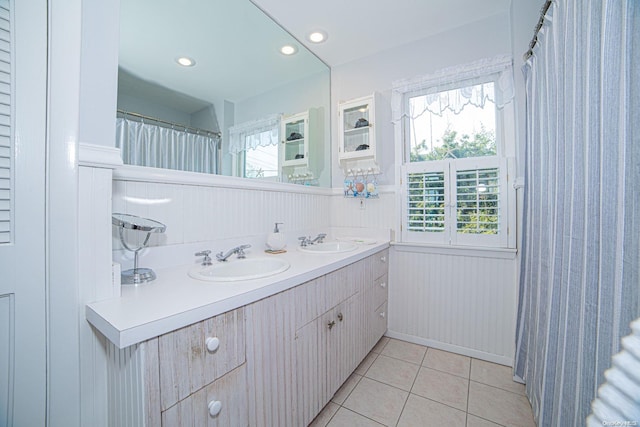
[117,0,331,187]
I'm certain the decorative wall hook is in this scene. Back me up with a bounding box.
[343,167,379,198]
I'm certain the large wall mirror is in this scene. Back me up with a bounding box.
[117,0,331,187]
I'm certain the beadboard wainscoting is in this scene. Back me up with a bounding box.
[112,167,333,250]
[387,246,518,366]
[328,188,519,365]
[105,342,147,427]
[329,187,397,232]
[78,144,122,427]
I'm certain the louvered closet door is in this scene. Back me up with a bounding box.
[0,1,48,426]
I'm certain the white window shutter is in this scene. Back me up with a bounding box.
[451,157,507,247]
[402,161,450,245]
[0,0,11,244]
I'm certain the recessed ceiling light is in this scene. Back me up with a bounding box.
[308,30,328,43]
[175,56,196,67]
[280,45,298,55]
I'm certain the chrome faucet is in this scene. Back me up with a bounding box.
[195,250,213,266]
[298,236,312,247]
[298,233,327,247]
[310,233,327,244]
[216,244,251,262]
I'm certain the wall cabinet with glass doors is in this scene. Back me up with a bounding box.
[280,108,322,184]
[338,93,380,170]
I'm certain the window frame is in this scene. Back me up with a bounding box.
[228,115,281,181]
[395,59,517,250]
[241,136,280,180]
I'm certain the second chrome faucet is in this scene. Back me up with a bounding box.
[298,233,327,247]
[216,244,251,262]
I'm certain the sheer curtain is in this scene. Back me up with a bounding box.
[227,114,281,155]
[391,54,515,124]
[515,1,639,426]
[116,117,220,174]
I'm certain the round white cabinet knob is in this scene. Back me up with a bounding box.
[206,337,220,353]
[380,256,387,263]
[208,400,222,417]
[380,311,386,318]
[380,282,387,288]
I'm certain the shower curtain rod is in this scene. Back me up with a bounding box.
[523,0,552,61]
[117,109,222,138]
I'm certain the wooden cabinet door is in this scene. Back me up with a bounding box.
[327,293,363,397]
[295,311,331,426]
[245,288,298,427]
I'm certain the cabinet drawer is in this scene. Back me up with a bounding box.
[373,249,389,280]
[367,301,388,351]
[162,364,248,427]
[369,274,388,311]
[374,301,388,339]
[159,307,246,410]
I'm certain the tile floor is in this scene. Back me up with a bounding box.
[309,337,536,427]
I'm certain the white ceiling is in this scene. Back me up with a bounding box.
[251,0,511,66]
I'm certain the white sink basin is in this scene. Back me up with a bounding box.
[298,241,358,254]
[189,257,290,282]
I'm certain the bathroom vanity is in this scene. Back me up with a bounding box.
[87,243,389,426]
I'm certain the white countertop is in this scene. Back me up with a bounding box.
[86,241,389,348]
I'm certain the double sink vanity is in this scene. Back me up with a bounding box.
[86,235,389,426]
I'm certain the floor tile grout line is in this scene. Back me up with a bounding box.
[408,391,469,415]
[361,369,419,394]
[322,402,340,427]
[331,373,362,407]
[392,345,428,426]
[468,412,508,427]
[356,352,379,377]
[469,378,527,397]
[423,348,472,378]
[419,364,471,381]
[378,344,429,367]
[336,405,386,426]
[467,380,531,426]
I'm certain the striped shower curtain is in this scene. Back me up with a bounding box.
[514,1,639,426]
[116,117,220,174]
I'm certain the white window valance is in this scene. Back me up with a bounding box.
[228,114,281,154]
[391,55,515,123]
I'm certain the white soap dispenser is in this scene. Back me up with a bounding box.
[266,222,286,251]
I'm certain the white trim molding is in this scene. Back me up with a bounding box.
[392,241,517,259]
[79,143,123,169]
[114,164,334,195]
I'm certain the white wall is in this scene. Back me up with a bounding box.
[330,11,512,188]
[328,5,543,364]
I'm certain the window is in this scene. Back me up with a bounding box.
[243,140,279,179]
[394,56,516,249]
[228,114,281,180]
